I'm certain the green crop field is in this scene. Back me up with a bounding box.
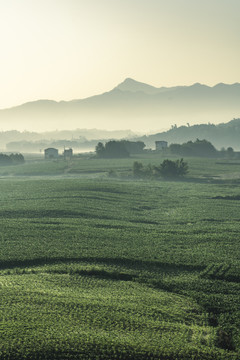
[0,155,239,359]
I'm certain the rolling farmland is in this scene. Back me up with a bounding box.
[0,156,239,359]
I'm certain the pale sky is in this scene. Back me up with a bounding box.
[1,0,240,109]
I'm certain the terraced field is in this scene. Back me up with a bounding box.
[0,156,239,359]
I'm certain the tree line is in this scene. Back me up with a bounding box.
[96,138,237,159]
[169,139,237,158]
[0,153,25,166]
[95,140,145,158]
[169,139,217,157]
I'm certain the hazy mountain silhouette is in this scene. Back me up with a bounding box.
[1,78,240,131]
[116,78,162,94]
[0,129,135,150]
[116,78,183,94]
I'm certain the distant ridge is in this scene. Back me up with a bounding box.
[0,78,240,132]
[135,117,240,150]
[115,77,187,94]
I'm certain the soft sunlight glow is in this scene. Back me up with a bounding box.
[0,0,240,129]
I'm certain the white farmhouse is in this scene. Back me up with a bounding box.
[44,148,58,159]
[155,141,168,151]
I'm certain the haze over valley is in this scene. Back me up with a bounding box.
[1,2,240,359]
[1,78,240,133]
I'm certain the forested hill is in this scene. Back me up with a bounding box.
[137,118,240,150]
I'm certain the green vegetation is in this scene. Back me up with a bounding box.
[158,158,188,177]
[0,153,24,166]
[121,140,145,154]
[96,140,130,158]
[133,159,188,179]
[169,139,217,157]
[2,152,240,179]
[95,140,145,158]
[0,154,239,359]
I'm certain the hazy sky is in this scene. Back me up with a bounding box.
[1,0,240,109]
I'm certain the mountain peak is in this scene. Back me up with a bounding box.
[190,82,209,88]
[122,77,137,84]
[116,78,160,94]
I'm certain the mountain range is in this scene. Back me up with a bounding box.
[1,78,240,132]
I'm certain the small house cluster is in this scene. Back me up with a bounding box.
[44,148,73,160]
[44,141,168,158]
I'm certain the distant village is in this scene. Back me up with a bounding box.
[44,141,168,160]
[44,138,238,160]
[0,136,238,167]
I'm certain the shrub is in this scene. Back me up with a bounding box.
[133,159,188,179]
[133,161,144,177]
[157,158,188,178]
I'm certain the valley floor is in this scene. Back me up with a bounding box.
[0,155,239,359]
